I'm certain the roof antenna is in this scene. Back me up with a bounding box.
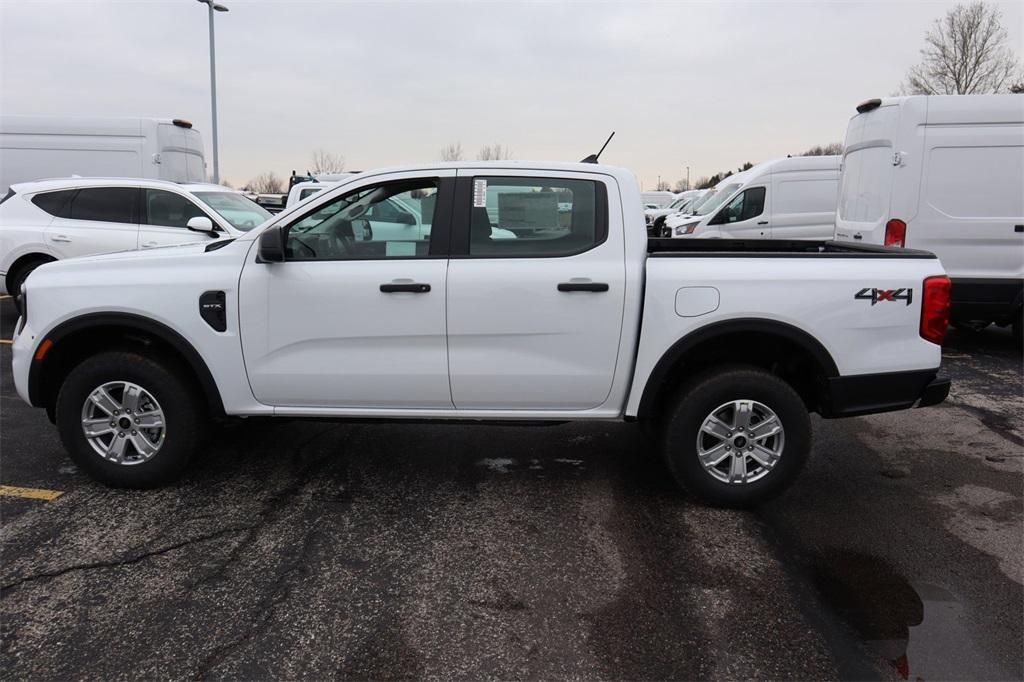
[581,131,615,164]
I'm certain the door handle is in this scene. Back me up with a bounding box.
[380,283,430,293]
[1015,225,1023,233]
[558,282,609,292]
[50,234,71,242]
[141,241,159,248]
[757,221,768,225]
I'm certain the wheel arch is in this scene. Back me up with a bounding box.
[635,318,839,419]
[5,252,57,294]
[28,312,225,420]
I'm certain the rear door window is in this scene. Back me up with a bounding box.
[837,146,893,222]
[68,187,139,224]
[31,189,77,217]
[465,177,604,257]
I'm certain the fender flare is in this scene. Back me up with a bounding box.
[28,312,225,414]
[635,318,839,418]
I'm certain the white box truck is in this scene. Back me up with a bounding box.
[0,116,207,192]
[833,95,1023,340]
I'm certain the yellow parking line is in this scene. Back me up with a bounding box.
[0,485,64,501]
[0,294,10,300]
[0,339,11,345]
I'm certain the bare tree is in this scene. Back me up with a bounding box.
[439,142,464,161]
[693,176,712,190]
[673,179,689,192]
[800,142,844,156]
[310,149,346,174]
[219,178,234,189]
[655,179,672,191]
[248,171,284,194]
[902,2,1022,95]
[476,144,514,161]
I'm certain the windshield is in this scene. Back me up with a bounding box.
[194,192,272,231]
[667,196,689,210]
[692,184,741,216]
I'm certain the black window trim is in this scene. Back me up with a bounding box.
[448,175,609,259]
[709,185,766,226]
[278,176,455,262]
[141,187,219,231]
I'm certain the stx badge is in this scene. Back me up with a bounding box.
[855,287,913,306]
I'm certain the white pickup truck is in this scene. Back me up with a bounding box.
[11,162,952,506]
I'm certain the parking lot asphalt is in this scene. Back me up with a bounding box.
[1,297,1021,681]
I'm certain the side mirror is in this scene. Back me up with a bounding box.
[396,212,416,226]
[186,216,219,237]
[257,225,286,263]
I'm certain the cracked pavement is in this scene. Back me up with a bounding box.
[2,299,1021,680]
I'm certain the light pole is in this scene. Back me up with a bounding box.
[197,0,228,184]
[686,166,690,191]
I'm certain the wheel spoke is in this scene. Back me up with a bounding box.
[733,401,753,429]
[122,384,143,412]
[105,435,128,463]
[130,432,158,458]
[90,387,121,416]
[701,415,732,441]
[750,417,782,441]
[749,443,780,468]
[728,453,747,483]
[82,417,115,438]
[135,411,164,429]
[699,442,730,467]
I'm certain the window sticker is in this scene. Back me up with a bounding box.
[473,179,487,208]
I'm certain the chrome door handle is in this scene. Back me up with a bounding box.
[50,234,72,242]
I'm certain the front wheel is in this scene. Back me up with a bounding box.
[662,366,811,507]
[56,351,206,488]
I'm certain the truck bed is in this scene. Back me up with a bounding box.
[647,238,937,258]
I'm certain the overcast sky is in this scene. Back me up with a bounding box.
[2,0,1021,189]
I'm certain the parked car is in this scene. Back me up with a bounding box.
[0,177,271,306]
[833,95,1023,341]
[661,171,754,237]
[11,161,951,506]
[665,156,839,239]
[646,190,707,235]
[0,116,205,192]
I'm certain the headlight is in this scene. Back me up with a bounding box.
[673,222,700,237]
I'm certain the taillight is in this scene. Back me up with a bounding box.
[885,219,907,247]
[920,276,951,345]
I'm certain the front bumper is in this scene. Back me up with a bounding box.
[823,369,950,418]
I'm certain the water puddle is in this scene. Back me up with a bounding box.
[809,551,1011,680]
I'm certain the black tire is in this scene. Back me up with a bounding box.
[661,365,811,507]
[8,257,53,314]
[56,350,206,488]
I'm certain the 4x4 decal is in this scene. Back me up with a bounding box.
[855,287,913,306]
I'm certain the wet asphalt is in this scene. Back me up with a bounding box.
[1,297,1021,681]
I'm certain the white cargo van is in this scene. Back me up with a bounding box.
[664,156,839,240]
[834,95,1023,336]
[641,191,676,208]
[0,116,206,191]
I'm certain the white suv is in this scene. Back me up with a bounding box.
[0,178,272,305]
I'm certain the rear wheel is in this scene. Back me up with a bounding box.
[662,366,810,507]
[56,351,206,488]
[8,257,53,313]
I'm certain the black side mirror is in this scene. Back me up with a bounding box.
[258,225,286,263]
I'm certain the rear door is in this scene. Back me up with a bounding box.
[834,104,901,243]
[157,123,206,182]
[42,186,140,258]
[446,171,626,410]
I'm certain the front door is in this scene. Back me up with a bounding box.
[239,172,454,408]
[138,188,220,249]
[708,185,769,238]
[446,171,626,411]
